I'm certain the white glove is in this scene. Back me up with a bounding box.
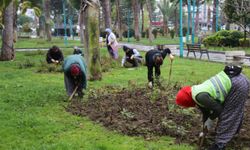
[169,54,174,61]
[148,82,153,88]
[204,118,213,130]
[130,55,134,59]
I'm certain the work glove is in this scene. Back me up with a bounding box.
[169,54,174,61]
[148,82,153,89]
[204,118,213,130]
[130,55,135,59]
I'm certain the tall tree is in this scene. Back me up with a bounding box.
[1,1,14,61]
[132,0,140,41]
[115,0,122,41]
[101,0,112,28]
[158,0,175,34]
[44,0,51,41]
[146,0,154,43]
[223,0,250,40]
[82,0,102,80]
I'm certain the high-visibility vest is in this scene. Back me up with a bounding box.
[191,71,232,107]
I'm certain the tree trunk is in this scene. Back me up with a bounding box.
[1,1,14,61]
[145,0,153,43]
[79,9,84,44]
[101,0,111,29]
[163,17,168,34]
[83,0,102,81]
[195,0,200,33]
[44,0,52,41]
[141,2,144,33]
[207,6,211,31]
[212,0,216,32]
[38,16,45,38]
[115,0,122,41]
[13,3,17,43]
[132,0,140,41]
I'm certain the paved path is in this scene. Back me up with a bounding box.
[120,43,250,66]
[16,43,250,66]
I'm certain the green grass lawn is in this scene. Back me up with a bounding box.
[0,37,83,49]
[1,48,250,150]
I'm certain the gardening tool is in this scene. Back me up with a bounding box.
[198,122,208,150]
[168,58,173,83]
[69,85,79,101]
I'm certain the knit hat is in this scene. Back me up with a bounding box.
[175,86,196,107]
[105,28,112,33]
[70,64,80,76]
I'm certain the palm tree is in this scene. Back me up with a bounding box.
[157,0,175,34]
[115,0,122,41]
[1,1,14,61]
[132,0,140,41]
[146,0,154,43]
[44,0,52,41]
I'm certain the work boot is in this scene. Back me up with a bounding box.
[207,143,225,150]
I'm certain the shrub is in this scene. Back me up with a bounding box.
[239,38,250,47]
[203,36,218,46]
[18,59,35,69]
[170,29,175,39]
[182,27,187,37]
[158,28,164,36]
[230,30,244,39]
[152,28,158,38]
[216,30,230,37]
[203,30,244,47]
[122,29,135,38]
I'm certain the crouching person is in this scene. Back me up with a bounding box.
[122,45,143,67]
[175,65,250,150]
[63,55,87,98]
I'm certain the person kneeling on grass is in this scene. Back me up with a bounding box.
[73,46,83,56]
[145,48,174,88]
[63,55,87,98]
[175,65,250,150]
[121,45,143,67]
[46,45,64,64]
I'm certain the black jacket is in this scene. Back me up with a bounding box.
[46,49,64,63]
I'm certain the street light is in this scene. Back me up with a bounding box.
[179,0,183,57]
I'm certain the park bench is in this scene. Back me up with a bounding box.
[186,44,210,60]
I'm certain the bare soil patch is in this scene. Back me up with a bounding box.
[66,84,250,149]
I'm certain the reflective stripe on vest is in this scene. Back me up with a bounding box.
[192,71,232,106]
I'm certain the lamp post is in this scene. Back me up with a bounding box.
[127,9,130,43]
[179,0,183,57]
[215,0,219,32]
[62,0,68,45]
[186,0,191,43]
[192,0,195,44]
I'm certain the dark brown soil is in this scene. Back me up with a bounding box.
[66,85,250,149]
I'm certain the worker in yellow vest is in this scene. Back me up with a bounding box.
[175,65,249,150]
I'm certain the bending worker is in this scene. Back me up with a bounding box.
[176,65,250,150]
[63,55,87,98]
[122,45,143,67]
[145,48,174,88]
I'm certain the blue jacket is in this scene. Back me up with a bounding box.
[63,55,87,89]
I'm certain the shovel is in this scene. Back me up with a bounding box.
[69,85,78,101]
[168,59,173,84]
[198,123,208,150]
